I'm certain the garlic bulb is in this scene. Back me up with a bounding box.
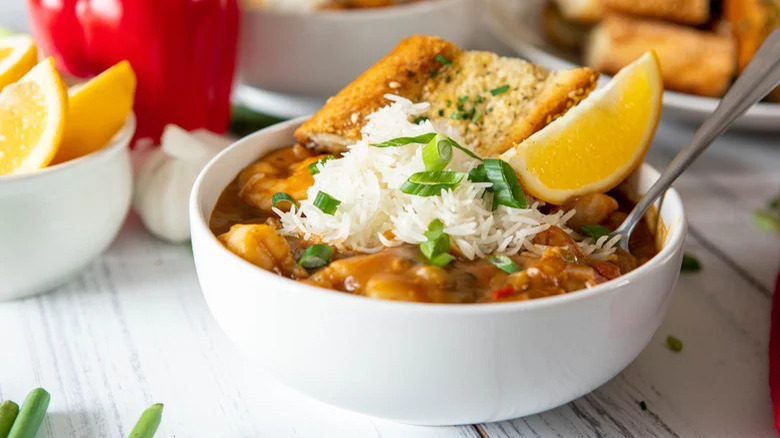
[133,125,230,243]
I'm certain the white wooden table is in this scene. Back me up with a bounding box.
[1,116,778,438]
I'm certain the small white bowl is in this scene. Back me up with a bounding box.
[237,0,478,98]
[190,118,686,425]
[0,116,135,301]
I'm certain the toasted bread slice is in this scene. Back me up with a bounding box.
[724,0,780,101]
[585,14,736,97]
[295,35,598,156]
[602,0,709,25]
[552,0,605,23]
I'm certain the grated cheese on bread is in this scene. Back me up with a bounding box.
[295,35,598,157]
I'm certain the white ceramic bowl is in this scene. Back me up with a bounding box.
[190,118,687,425]
[0,116,134,301]
[237,0,478,98]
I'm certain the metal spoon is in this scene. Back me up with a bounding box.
[614,27,780,252]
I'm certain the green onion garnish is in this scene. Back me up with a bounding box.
[0,401,19,438]
[128,403,164,438]
[413,116,429,124]
[754,209,780,233]
[450,112,462,120]
[298,244,334,269]
[7,388,50,438]
[430,70,439,78]
[666,335,683,352]
[488,254,520,273]
[313,191,341,215]
[490,84,510,96]
[422,134,453,171]
[680,254,701,272]
[371,133,436,148]
[400,171,465,197]
[434,54,451,65]
[581,224,610,240]
[468,163,489,184]
[373,132,481,162]
[272,192,299,209]
[308,155,334,175]
[420,219,455,267]
[471,110,483,123]
[438,109,444,116]
[483,159,526,209]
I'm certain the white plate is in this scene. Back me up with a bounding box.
[484,0,780,132]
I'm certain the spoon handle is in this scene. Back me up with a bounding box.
[617,28,780,239]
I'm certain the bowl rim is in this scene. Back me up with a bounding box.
[0,113,136,188]
[243,0,472,19]
[191,117,687,315]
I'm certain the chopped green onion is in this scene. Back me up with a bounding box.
[308,155,334,175]
[400,171,465,197]
[666,335,683,352]
[475,95,484,104]
[450,112,462,120]
[429,252,456,267]
[313,191,341,215]
[272,192,298,209]
[413,116,429,124]
[0,401,19,438]
[458,96,469,104]
[371,133,436,148]
[483,159,526,209]
[581,224,610,240]
[754,209,780,233]
[420,219,455,267]
[434,54,451,65]
[438,109,444,116]
[422,134,453,171]
[680,254,701,272]
[440,135,482,161]
[446,100,452,107]
[430,70,439,78]
[7,388,49,438]
[490,84,510,96]
[488,255,520,274]
[128,403,163,438]
[471,110,483,123]
[468,164,489,184]
[298,244,334,269]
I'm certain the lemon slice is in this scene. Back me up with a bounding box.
[51,60,136,164]
[0,35,37,91]
[501,51,662,205]
[0,57,68,175]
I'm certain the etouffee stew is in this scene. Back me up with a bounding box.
[209,144,659,304]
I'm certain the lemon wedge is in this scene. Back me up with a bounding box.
[0,57,67,175]
[501,51,662,205]
[52,60,136,164]
[0,35,37,91]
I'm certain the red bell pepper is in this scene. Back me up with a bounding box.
[27,0,239,142]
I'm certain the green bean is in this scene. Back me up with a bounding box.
[7,388,49,438]
[128,403,163,438]
[0,401,20,438]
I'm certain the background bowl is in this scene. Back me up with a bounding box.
[0,115,134,301]
[236,0,477,116]
[190,118,687,425]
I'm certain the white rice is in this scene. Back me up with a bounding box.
[275,95,618,259]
